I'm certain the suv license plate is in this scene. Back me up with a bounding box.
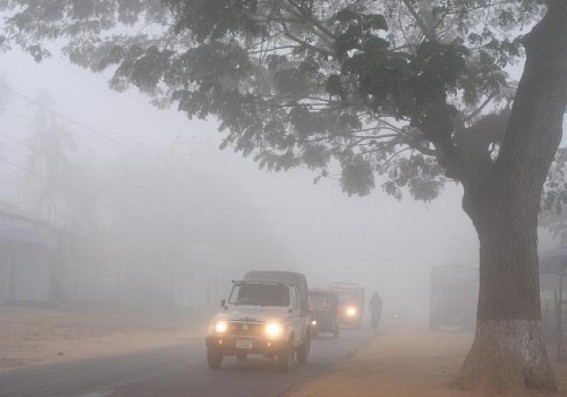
[236,339,253,349]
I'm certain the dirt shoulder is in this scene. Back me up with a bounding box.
[0,305,210,372]
[289,327,567,397]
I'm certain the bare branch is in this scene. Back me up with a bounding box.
[377,147,414,170]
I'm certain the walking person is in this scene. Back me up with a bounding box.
[369,291,382,334]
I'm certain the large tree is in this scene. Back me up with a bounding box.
[1,0,567,392]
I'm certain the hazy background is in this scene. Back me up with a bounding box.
[0,49,558,322]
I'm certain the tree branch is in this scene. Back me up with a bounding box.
[465,93,497,122]
[283,0,337,40]
[401,0,435,42]
[276,23,333,56]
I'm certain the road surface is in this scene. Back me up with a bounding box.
[0,328,371,397]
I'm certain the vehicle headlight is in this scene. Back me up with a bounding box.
[346,306,357,317]
[215,321,228,333]
[265,322,283,339]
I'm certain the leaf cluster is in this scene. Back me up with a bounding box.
[0,0,549,200]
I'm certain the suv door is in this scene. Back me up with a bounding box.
[291,286,310,347]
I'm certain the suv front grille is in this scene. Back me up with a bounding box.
[228,321,264,337]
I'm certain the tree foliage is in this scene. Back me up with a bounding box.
[22,90,77,223]
[25,91,75,181]
[0,0,550,199]
[3,1,567,392]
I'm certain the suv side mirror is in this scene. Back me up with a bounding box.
[221,299,226,308]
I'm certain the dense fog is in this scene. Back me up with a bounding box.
[0,48,559,324]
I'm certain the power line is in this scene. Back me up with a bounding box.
[0,152,130,222]
[50,60,181,147]
[0,155,92,201]
[3,107,99,155]
[0,84,146,155]
[51,59,147,114]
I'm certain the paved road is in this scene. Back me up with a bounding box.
[0,328,371,397]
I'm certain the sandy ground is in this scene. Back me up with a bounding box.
[0,305,210,371]
[289,327,567,397]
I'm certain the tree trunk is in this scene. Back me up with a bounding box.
[455,186,559,392]
[454,4,567,393]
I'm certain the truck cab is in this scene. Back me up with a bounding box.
[205,271,311,372]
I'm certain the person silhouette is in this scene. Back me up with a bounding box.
[369,292,382,332]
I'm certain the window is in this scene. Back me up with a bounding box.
[290,287,299,310]
[229,283,290,307]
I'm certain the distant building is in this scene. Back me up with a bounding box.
[539,248,567,359]
[429,264,478,331]
[0,201,60,305]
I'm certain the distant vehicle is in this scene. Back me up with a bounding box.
[205,271,311,372]
[429,265,478,331]
[308,289,339,338]
[328,282,365,329]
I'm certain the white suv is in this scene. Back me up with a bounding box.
[205,279,311,372]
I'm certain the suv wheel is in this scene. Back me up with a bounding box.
[296,334,310,364]
[277,339,294,373]
[207,347,224,369]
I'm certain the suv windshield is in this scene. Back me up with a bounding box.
[229,283,291,307]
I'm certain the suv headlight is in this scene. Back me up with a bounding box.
[214,320,228,333]
[265,322,283,339]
